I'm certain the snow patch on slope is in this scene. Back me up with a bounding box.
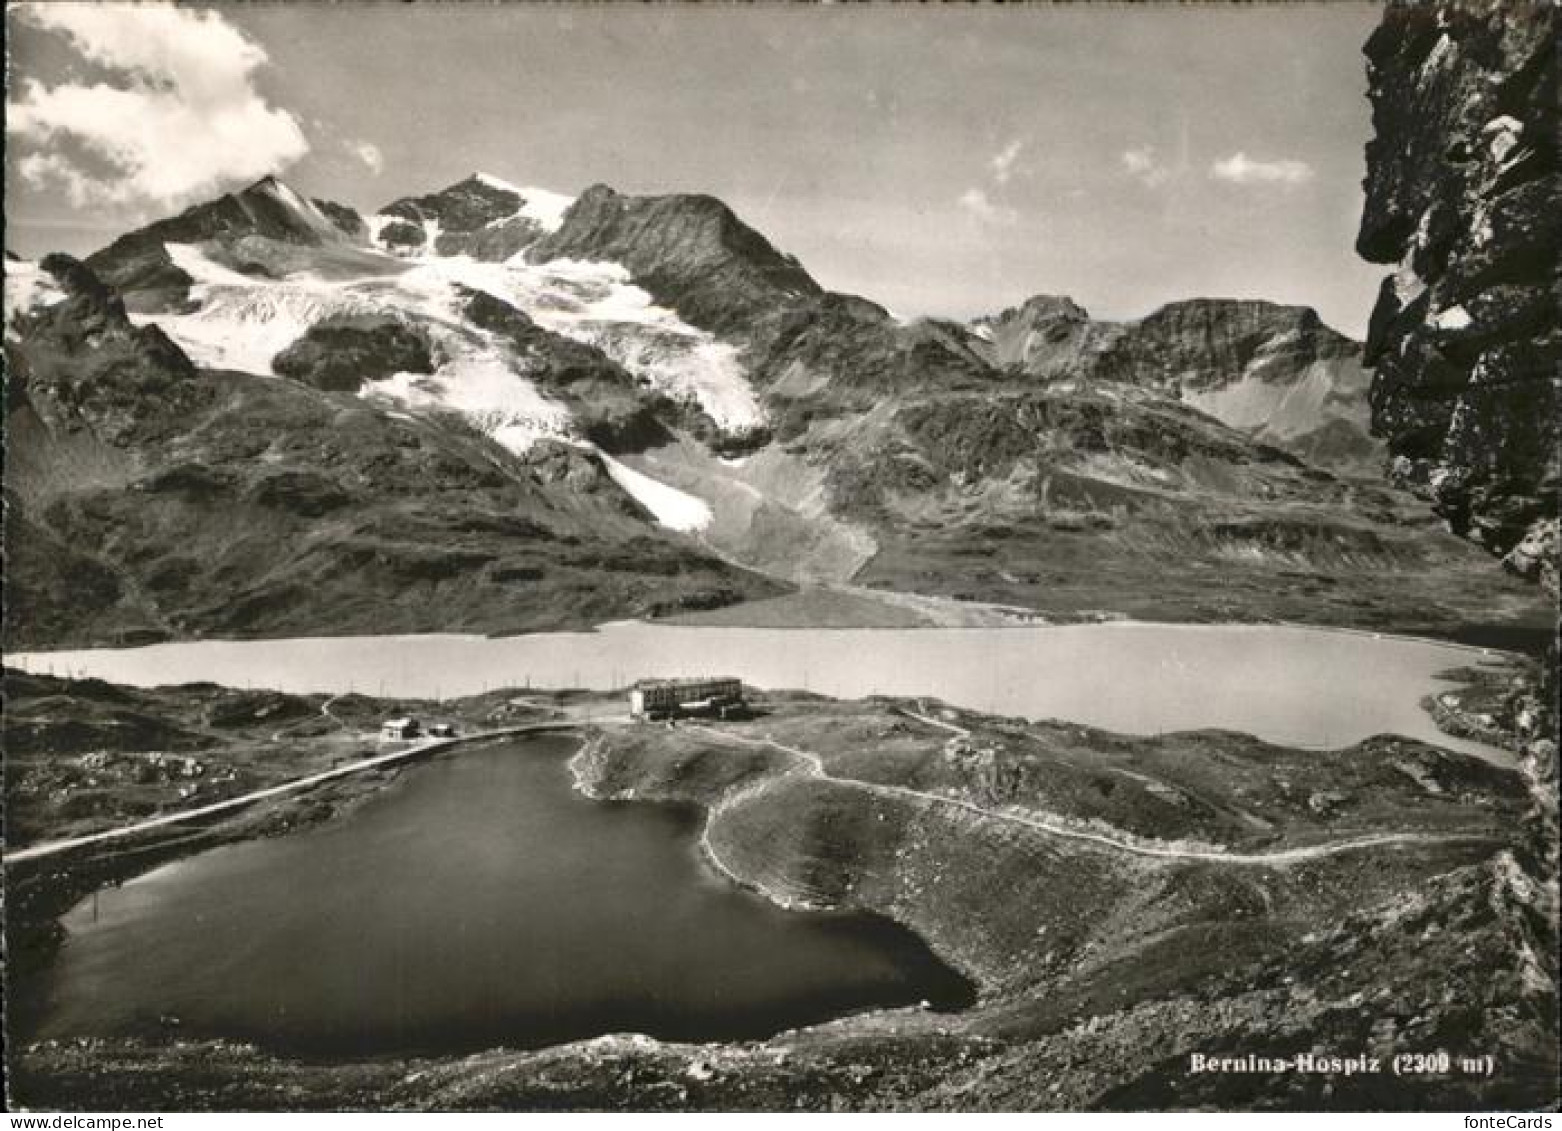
[1183,359,1372,446]
[473,173,575,233]
[391,253,766,434]
[1430,305,1472,332]
[600,453,713,532]
[367,353,575,456]
[131,210,764,457]
[4,258,66,338]
[131,245,385,373]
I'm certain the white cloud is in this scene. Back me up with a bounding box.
[351,140,385,176]
[957,187,1017,227]
[1209,151,1315,186]
[6,3,309,209]
[1121,145,1172,188]
[990,139,1024,186]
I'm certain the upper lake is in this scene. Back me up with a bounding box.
[12,620,1509,762]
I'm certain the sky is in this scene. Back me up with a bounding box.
[5,2,1388,336]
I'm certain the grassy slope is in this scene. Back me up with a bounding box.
[5,363,784,650]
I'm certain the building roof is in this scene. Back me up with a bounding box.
[383,717,417,728]
[632,676,741,690]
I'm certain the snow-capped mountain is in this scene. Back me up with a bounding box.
[366,172,572,259]
[5,169,1517,648]
[89,173,773,474]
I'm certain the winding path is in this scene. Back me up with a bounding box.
[269,693,346,743]
[683,723,1499,868]
[7,710,1498,869]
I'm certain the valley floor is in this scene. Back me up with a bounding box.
[4,659,1556,1111]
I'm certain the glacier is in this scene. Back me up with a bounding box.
[112,180,761,527]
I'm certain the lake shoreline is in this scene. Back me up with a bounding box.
[11,608,1553,659]
[26,732,972,1062]
[6,671,1553,1111]
[7,620,1520,763]
[568,730,986,993]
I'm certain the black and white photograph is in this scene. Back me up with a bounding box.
[2,0,1557,1115]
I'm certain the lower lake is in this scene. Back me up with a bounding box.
[24,735,974,1059]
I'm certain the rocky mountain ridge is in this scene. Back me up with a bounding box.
[973,294,1379,470]
[4,168,1548,647]
[84,175,359,309]
[3,250,781,648]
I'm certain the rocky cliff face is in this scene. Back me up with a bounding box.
[8,253,207,445]
[1356,2,1559,593]
[528,185,823,339]
[1089,300,1359,391]
[972,296,1379,472]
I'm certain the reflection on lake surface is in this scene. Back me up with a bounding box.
[29,736,973,1058]
[14,621,1509,761]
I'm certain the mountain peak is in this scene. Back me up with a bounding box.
[470,171,522,194]
[526,185,822,337]
[240,173,310,212]
[978,294,1091,328]
[79,173,366,305]
[239,175,345,235]
[371,174,575,259]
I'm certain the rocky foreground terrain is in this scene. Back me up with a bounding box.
[4,668,1556,1111]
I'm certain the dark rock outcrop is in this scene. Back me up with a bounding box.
[529,185,823,338]
[313,198,367,239]
[272,315,435,393]
[7,255,206,446]
[1356,2,1559,588]
[458,288,677,450]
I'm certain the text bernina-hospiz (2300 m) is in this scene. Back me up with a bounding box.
[1188,1052,1498,1077]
